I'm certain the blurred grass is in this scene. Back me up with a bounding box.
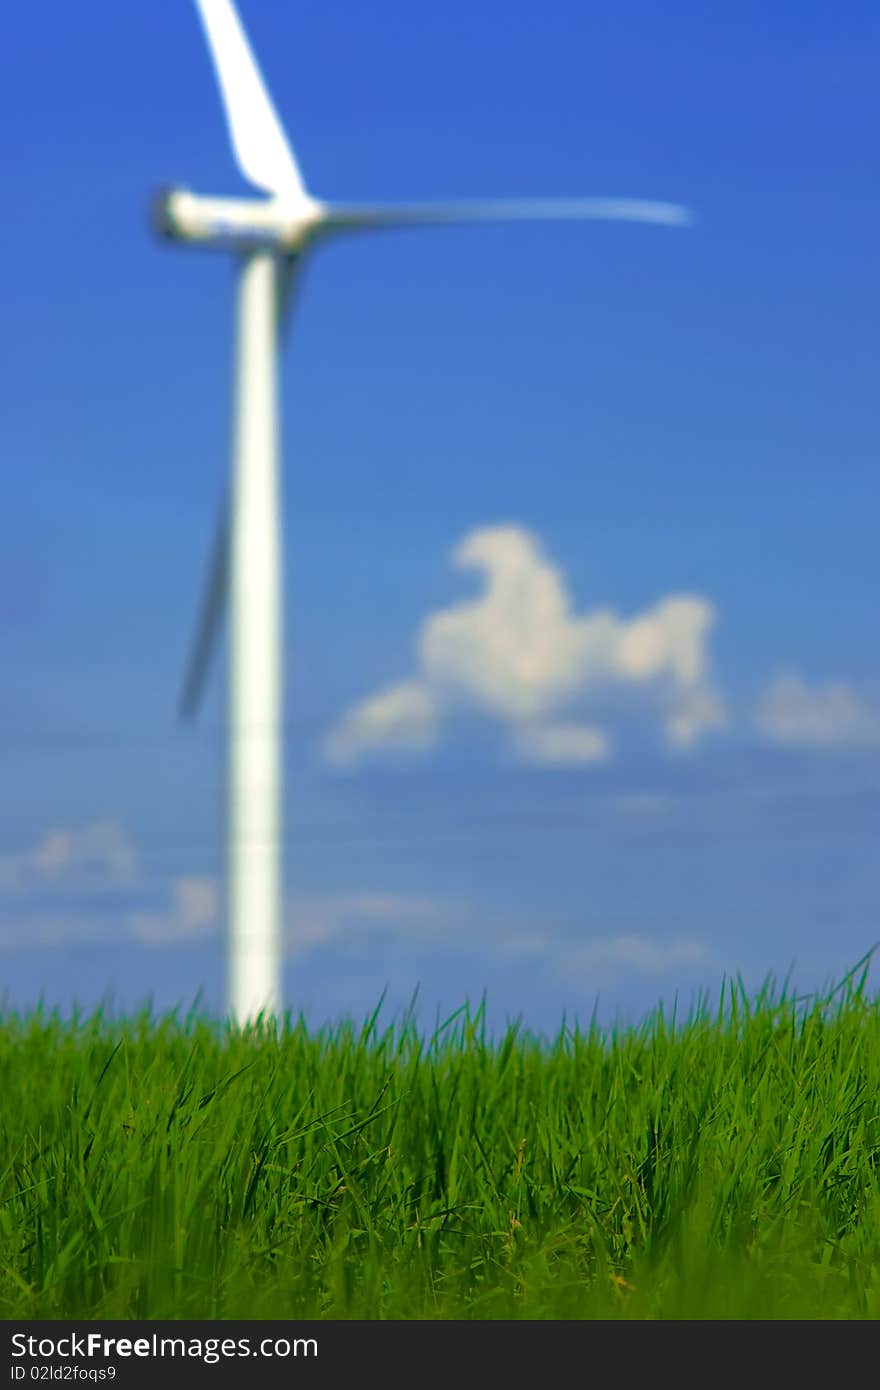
[1,957,880,1318]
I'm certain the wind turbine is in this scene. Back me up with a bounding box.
[157,0,691,1026]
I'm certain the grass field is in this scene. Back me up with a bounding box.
[2,959,880,1320]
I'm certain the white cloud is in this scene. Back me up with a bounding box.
[286,891,448,955]
[755,672,880,749]
[324,523,725,767]
[418,526,595,720]
[0,875,220,952]
[0,818,219,951]
[323,681,437,767]
[613,597,711,686]
[0,826,709,988]
[665,687,728,748]
[603,791,677,818]
[0,818,139,893]
[284,892,709,985]
[559,933,708,976]
[128,876,220,945]
[512,721,611,766]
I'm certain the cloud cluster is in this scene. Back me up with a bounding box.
[755,672,880,749]
[0,819,218,950]
[324,681,437,766]
[282,890,707,984]
[0,819,138,892]
[511,721,610,766]
[559,933,707,976]
[325,525,726,767]
[128,876,219,945]
[0,822,708,987]
[285,892,449,955]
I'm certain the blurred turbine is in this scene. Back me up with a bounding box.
[157,0,693,1025]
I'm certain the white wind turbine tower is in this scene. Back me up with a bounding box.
[158,0,691,1026]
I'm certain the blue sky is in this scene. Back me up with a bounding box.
[2,0,879,1035]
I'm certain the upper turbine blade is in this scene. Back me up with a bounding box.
[321,197,692,232]
[193,0,307,203]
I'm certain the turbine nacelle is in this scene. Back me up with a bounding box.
[155,187,327,253]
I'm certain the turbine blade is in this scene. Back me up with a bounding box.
[321,197,693,233]
[276,254,301,338]
[179,498,229,721]
[193,0,307,203]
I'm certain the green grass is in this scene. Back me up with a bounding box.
[2,959,880,1319]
